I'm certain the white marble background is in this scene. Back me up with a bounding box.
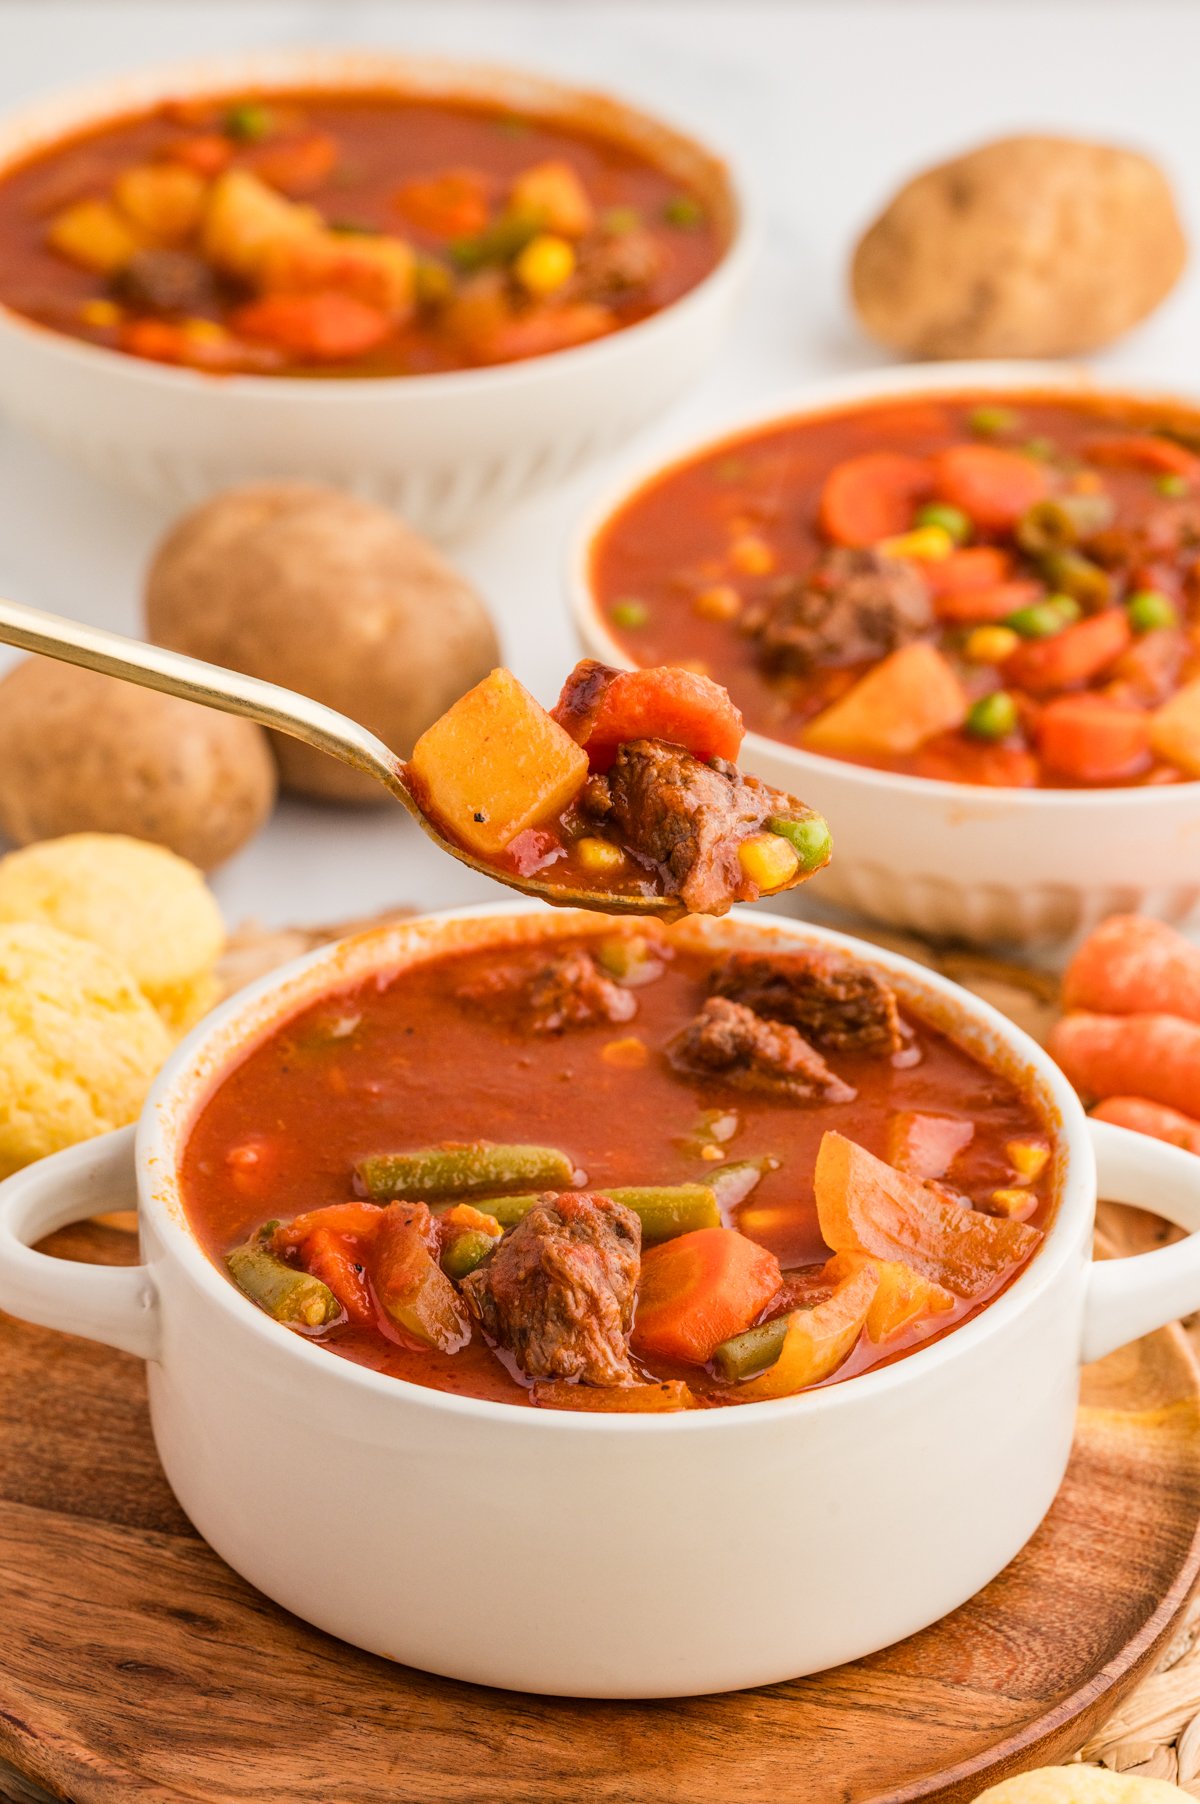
[1,0,1197,935]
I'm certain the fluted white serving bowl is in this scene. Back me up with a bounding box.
[570,362,1200,946]
[0,50,751,537]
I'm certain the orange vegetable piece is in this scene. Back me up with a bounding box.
[371,1201,470,1352]
[632,1228,782,1365]
[736,1261,879,1400]
[803,643,967,758]
[913,738,1040,787]
[825,1250,956,1342]
[1083,434,1200,480]
[925,547,1012,598]
[814,1131,1042,1299]
[116,319,188,363]
[394,167,493,238]
[1049,1012,1200,1118]
[886,1111,975,1180]
[1036,694,1152,784]
[273,1201,384,1250]
[249,132,339,196]
[231,291,391,359]
[817,452,931,547]
[162,133,234,177]
[1090,1096,1200,1156]
[301,1223,376,1326]
[931,444,1050,533]
[556,664,745,773]
[934,580,1042,625]
[1063,914,1200,1023]
[1151,675,1200,777]
[530,1380,697,1412]
[1005,610,1133,696]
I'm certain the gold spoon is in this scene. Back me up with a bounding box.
[0,596,684,916]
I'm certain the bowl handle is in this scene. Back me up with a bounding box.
[0,1127,159,1360]
[1083,1118,1200,1363]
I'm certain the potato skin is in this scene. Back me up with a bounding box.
[0,658,275,870]
[144,483,502,804]
[852,134,1187,359]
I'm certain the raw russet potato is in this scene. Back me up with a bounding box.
[0,922,170,1178]
[0,657,275,870]
[974,1767,1189,1801]
[851,134,1187,359]
[145,483,501,804]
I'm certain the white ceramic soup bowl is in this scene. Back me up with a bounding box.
[0,50,750,538]
[1,901,1199,1699]
[569,362,1200,945]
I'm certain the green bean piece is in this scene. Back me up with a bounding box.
[467,1194,538,1228]
[604,1185,720,1243]
[1039,549,1112,610]
[965,692,1018,742]
[913,502,971,545]
[1015,494,1114,557]
[441,1230,499,1281]
[663,194,705,228]
[968,405,1021,437]
[766,814,833,873]
[227,1244,339,1328]
[358,1143,575,1199]
[1127,589,1179,633]
[224,102,273,142]
[450,207,542,272]
[712,1316,789,1382]
[707,1158,773,1213]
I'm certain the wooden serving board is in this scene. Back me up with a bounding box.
[1,1210,1199,1804]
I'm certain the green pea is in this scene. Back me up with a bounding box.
[601,206,641,236]
[663,194,705,229]
[968,405,1022,437]
[913,502,971,545]
[766,813,833,872]
[965,691,1018,742]
[1006,598,1075,638]
[610,598,649,629]
[224,102,273,142]
[1156,472,1190,498]
[1127,589,1179,632]
[1022,437,1058,462]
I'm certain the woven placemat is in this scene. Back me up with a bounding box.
[212,909,1200,1791]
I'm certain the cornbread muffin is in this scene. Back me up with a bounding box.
[0,923,170,1178]
[0,657,276,871]
[0,834,224,1035]
[975,1767,1189,1801]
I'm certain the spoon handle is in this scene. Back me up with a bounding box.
[0,597,415,810]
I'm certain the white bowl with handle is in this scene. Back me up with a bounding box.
[0,50,752,537]
[0,901,1198,1697]
[568,362,1200,945]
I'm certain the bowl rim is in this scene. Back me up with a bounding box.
[567,357,1200,807]
[0,44,754,400]
[137,898,1092,1433]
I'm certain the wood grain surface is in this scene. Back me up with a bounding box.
[1,1208,1198,1804]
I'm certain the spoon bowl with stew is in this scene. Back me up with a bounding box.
[0,598,832,919]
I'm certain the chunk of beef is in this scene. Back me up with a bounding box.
[525,949,637,1033]
[746,548,933,676]
[710,949,903,1055]
[668,996,855,1102]
[112,249,218,316]
[585,738,795,915]
[572,228,663,301]
[461,1193,640,1385]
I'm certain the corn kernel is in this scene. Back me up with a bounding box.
[693,584,742,622]
[879,525,954,562]
[602,1036,648,1069]
[513,232,576,297]
[700,1143,726,1162]
[729,534,775,575]
[575,836,626,875]
[1007,1138,1050,1184]
[737,832,801,893]
[983,1188,1037,1221]
[80,298,122,328]
[181,317,227,343]
[965,625,1021,665]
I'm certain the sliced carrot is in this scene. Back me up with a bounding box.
[817,452,931,547]
[300,1224,376,1326]
[393,167,493,238]
[631,1227,782,1365]
[231,291,391,359]
[1005,609,1133,695]
[1090,1096,1200,1155]
[1036,694,1152,784]
[1063,915,1200,1023]
[161,132,234,177]
[554,663,744,772]
[1083,434,1200,480]
[1048,1012,1200,1116]
[530,1380,697,1412]
[933,579,1042,625]
[931,444,1050,533]
[925,546,1013,598]
[273,1201,384,1250]
[248,131,339,197]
